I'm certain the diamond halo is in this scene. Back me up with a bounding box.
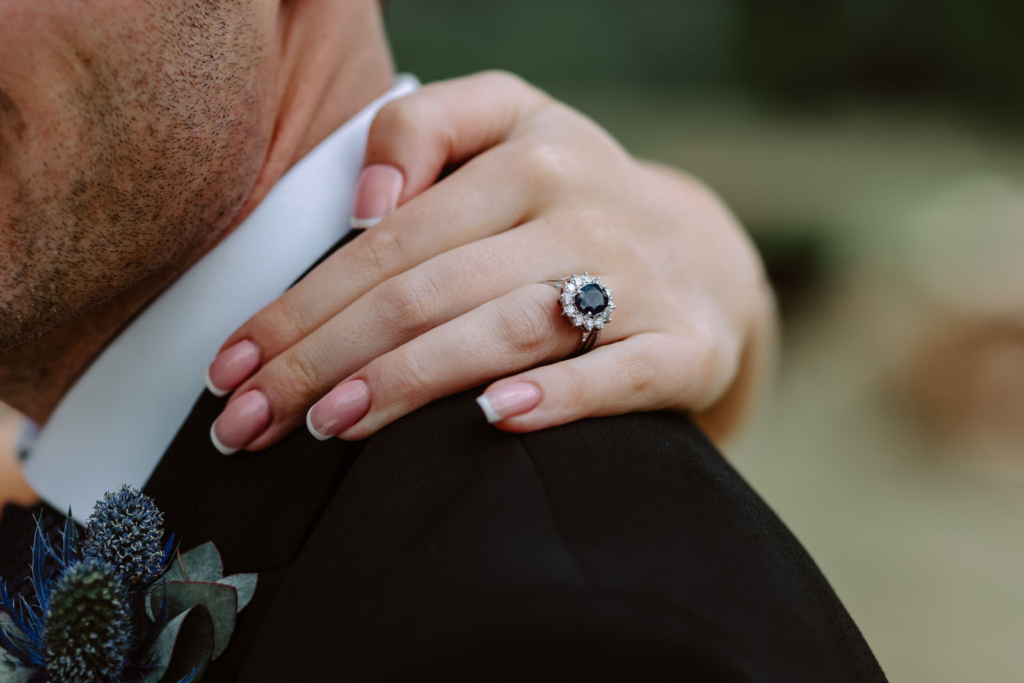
[558,273,614,331]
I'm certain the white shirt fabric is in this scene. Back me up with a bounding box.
[23,75,420,522]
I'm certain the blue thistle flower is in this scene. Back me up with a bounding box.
[0,513,78,672]
[83,486,166,586]
[42,558,133,683]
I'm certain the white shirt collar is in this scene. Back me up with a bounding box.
[24,75,419,521]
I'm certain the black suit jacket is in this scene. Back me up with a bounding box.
[144,385,887,682]
[0,233,884,680]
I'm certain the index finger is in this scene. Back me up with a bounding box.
[364,70,550,203]
[209,72,553,391]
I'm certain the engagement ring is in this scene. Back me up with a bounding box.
[546,273,614,356]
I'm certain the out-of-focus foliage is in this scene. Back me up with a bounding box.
[387,0,1024,114]
[385,0,744,92]
[742,1,1024,113]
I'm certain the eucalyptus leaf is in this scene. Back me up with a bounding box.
[150,582,238,660]
[0,648,32,683]
[216,574,258,613]
[139,606,214,683]
[179,543,224,583]
[0,667,33,683]
[0,628,31,683]
[164,552,188,583]
[147,552,189,620]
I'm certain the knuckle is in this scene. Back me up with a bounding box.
[273,349,326,404]
[575,205,617,232]
[681,320,725,400]
[558,362,592,407]
[391,348,433,400]
[496,295,554,357]
[356,226,403,276]
[476,70,553,110]
[365,345,431,407]
[258,297,309,347]
[371,96,435,143]
[565,358,589,395]
[566,206,622,253]
[478,69,529,93]
[374,274,442,338]
[519,141,581,193]
[620,352,656,399]
[232,298,305,355]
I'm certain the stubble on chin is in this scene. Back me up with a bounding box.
[0,1,272,356]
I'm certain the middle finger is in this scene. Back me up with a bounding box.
[216,138,569,371]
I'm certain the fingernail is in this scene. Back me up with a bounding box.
[476,382,542,424]
[307,380,372,440]
[206,340,261,397]
[350,164,403,228]
[211,390,271,455]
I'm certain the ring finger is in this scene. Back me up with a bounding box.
[305,282,625,441]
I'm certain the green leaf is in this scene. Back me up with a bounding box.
[150,582,238,660]
[216,573,258,613]
[164,552,188,583]
[145,552,189,620]
[0,661,33,683]
[146,553,182,621]
[139,605,214,683]
[0,636,31,683]
[0,667,34,683]
[180,543,224,583]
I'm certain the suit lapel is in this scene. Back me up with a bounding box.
[143,229,367,574]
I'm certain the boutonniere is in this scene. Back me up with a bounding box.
[0,486,256,683]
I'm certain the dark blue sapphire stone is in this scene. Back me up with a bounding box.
[574,283,609,315]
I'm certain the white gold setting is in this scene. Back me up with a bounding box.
[558,273,614,332]
[546,273,615,356]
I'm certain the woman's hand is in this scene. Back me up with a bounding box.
[205,71,775,453]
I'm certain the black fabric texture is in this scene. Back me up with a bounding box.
[0,502,65,599]
[140,387,886,682]
[0,230,887,680]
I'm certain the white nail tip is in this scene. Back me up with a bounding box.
[210,423,238,456]
[349,215,382,229]
[205,369,230,398]
[306,408,333,442]
[476,394,502,424]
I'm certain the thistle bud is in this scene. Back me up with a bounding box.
[43,559,132,683]
[83,486,165,586]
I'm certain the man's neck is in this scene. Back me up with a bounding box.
[0,4,394,425]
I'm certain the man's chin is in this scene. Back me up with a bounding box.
[0,300,73,355]
[0,320,50,355]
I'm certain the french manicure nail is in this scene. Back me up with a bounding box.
[350,164,403,228]
[211,390,271,455]
[476,382,542,424]
[206,340,261,397]
[307,380,372,440]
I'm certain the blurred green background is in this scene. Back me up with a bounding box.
[387,2,1024,681]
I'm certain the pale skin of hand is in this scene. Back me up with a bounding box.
[205,71,776,454]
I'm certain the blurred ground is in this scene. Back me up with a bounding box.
[570,93,1024,683]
